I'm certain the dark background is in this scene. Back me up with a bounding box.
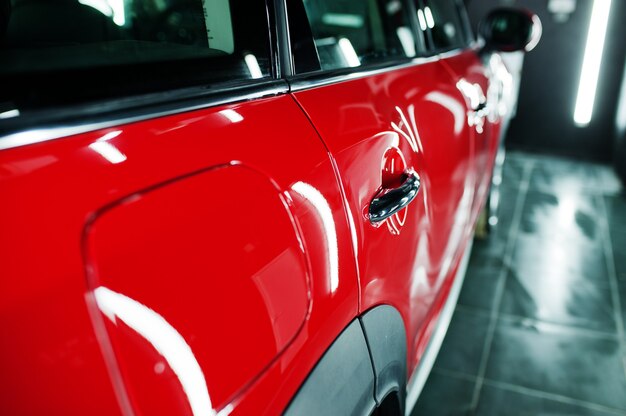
[465,0,626,162]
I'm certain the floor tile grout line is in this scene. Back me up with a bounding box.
[454,304,620,340]
[597,195,626,377]
[433,367,626,416]
[482,378,626,416]
[469,158,535,410]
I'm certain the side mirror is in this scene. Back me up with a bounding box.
[479,8,542,53]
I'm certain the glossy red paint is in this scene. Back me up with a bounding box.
[0,37,514,416]
[440,49,503,221]
[0,58,506,412]
[0,96,360,415]
[86,165,313,414]
[292,59,481,377]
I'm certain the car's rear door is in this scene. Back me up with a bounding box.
[286,0,477,378]
[0,1,359,415]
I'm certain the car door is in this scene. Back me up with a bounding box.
[286,0,476,376]
[420,0,501,220]
[0,1,359,415]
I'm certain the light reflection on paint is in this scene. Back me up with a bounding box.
[407,105,424,154]
[392,106,420,153]
[89,131,126,164]
[437,178,473,281]
[344,202,359,260]
[456,79,485,111]
[456,79,487,133]
[488,53,513,119]
[424,91,466,135]
[292,182,339,293]
[94,287,214,416]
[219,109,244,123]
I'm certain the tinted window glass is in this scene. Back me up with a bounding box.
[421,0,466,50]
[299,0,417,72]
[0,0,271,109]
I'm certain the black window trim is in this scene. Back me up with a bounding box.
[288,55,440,92]
[0,0,287,150]
[284,0,469,92]
[0,0,476,151]
[419,0,473,55]
[285,0,430,76]
[0,80,289,151]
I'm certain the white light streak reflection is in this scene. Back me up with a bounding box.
[338,38,361,68]
[424,7,435,29]
[244,54,263,79]
[417,9,427,31]
[219,109,244,123]
[292,182,339,293]
[424,92,466,135]
[89,130,126,164]
[95,287,214,416]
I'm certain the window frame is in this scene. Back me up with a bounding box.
[0,0,478,151]
[284,0,430,83]
[0,0,284,146]
[418,0,474,54]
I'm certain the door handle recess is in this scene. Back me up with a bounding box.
[369,171,421,223]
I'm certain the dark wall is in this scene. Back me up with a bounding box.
[466,0,626,161]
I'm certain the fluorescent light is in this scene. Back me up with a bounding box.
[573,0,612,126]
[424,6,435,29]
[417,9,427,31]
[338,38,361,68]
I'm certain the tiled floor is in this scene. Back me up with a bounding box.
[412,152,626,415]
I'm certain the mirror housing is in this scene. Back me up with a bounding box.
[479,8,542,53]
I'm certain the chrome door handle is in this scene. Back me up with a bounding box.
[369,171,421,223]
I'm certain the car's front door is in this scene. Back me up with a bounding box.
[287,0,477,375]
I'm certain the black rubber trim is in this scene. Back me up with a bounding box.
[284,319,377,416]
[360,305,407,412]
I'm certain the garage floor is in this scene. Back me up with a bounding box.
[412,152,626,415]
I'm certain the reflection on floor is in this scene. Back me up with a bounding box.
[412,152,626,416]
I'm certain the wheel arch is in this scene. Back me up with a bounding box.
[283,305,408,415]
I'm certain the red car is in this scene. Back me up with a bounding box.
[0,1,539,414]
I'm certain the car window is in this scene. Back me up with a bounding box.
[298,0,418,72]
[420,0,466,51]
[0,0,272,109]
